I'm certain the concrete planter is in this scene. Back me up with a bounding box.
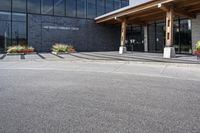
[7,52,37,55]
[51,51,69,55]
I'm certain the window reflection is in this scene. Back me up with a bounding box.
[27,0,41,14]
[97,0,105,16]
[106,0,114,13]
[12,13,27,46]
[12,0,26,12]
[0,0,11,11]
[114,0,121,10]
[0,12,11,51]
[77,0,86,18]
[54,0,65,16]
[87,0,96,18]
[66,0,76,17]
[41,0,54,15]
[121,0,129,7]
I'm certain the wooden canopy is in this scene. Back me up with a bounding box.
[95,0,200,25]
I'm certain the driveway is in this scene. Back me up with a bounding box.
[0,54,200,133]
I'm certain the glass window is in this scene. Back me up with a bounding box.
[148,23,156,52]
[114,0,121,10]
[106,0,114,13]
[97,0,105,16]
[179,19,192,54]
[0,12,11,21]
[12,0,26,12]
[0,0,11,11]
[121,0,129,7]
[54,0,65,16]
[87,0,96,19]
[12,13,27,46]
[0,12,11,51]
[41,0,53,15]
[27,0,41,14]
[66,0,76,17]
[77,0,86,18]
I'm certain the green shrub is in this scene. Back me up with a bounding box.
[193,41,200,52]
[196,41,200,50]
[52,43,75,53]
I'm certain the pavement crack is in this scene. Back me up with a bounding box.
[160,65,168,74]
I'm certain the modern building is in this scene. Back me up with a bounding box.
[0,0,128,52]
[0,0,200,58]
[96,0,200,58]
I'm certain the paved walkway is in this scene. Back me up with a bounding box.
[0,52,199,64]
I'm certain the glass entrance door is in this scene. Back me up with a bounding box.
[126,26,144,52]
[155,22,165,52]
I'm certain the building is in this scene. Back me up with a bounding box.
[0,0,200,58]
[96,0,200,58]
[0,0,128,52]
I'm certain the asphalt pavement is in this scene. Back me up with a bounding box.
[0,56,200,133]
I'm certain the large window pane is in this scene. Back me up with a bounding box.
[12,13,27,46]
[0,12,11,51]
[179,19,192,54]
[106,0,114,13]
[54,0,65,16]
[0,12,11,21]
[148,23,156,52]
[12,0,26,12]
[97,0,105,16]
[121,0,129,7]
[87,0,96,19]
[41,0,53,15]
[114,0,121,10]
[0,0,11,11]
[66,0,76,17]
[77,0,86,18]
[27,0,41,14]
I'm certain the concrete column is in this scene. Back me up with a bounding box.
[144,26,148,52]
[163,7,176,58]
[119,19,127,54]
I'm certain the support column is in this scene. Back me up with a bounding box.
[119,19,127,54]
[163,7,176,58]
[144,26,148,52]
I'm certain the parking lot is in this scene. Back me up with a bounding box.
[0,52,200,133]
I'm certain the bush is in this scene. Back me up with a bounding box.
[196,41,200,51]
[52,43,76,53]
[7,46,35,53]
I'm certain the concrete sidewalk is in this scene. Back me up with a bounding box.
[0,52,199,64]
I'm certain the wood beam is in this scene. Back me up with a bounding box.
[95,0,174,23]
[120,19,127,47]
[174,9,196,18]
[165,7,174,47]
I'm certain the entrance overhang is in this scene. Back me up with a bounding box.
[95,0,200,57]
[95,0,200,25]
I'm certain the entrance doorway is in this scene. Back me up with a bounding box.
[148,19,192,54]
[126,25,144,52]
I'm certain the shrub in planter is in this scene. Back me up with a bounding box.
[7,46,35,53]
[193,40,200,60]
[52,43,76,53]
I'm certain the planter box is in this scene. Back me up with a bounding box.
[7,53,25,56]
[193,51,200,60]
[52,51,69,55]
[25,52,37,55]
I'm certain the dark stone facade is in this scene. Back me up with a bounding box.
[28,14,120,52]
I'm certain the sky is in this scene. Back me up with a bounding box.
[129,0,150,6]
